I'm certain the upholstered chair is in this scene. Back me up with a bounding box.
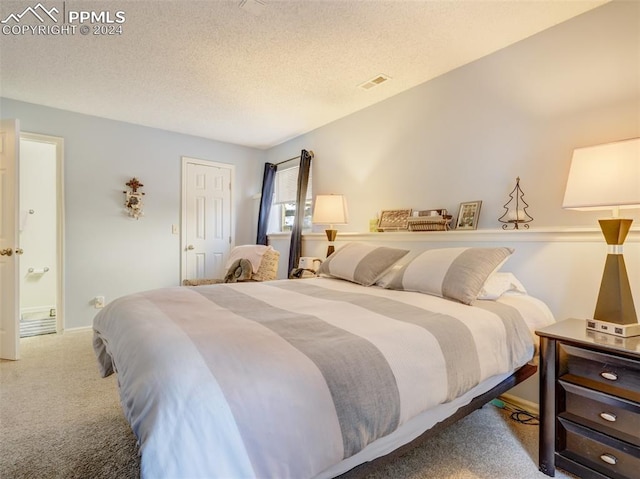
[182,246,279,286]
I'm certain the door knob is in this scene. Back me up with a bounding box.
[187,245,195,250]
[0,248,12,256]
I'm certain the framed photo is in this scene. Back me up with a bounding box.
[456,201,482,230]
[378,209,412,231]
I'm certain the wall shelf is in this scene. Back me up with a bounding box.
[269,227,640,244]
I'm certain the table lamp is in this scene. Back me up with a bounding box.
[312,194,348,257]
[563,137,640,337]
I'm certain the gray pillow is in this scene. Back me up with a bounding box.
[318,242,409,286]
[386,247,513,304]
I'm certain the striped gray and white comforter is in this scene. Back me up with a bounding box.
[93,277,554,479]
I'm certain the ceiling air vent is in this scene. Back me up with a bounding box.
[358,74,391,91]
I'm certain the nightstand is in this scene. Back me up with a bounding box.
[536,318,640,479]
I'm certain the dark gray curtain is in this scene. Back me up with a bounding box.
[287,150,312,276]
[256,162,276,245]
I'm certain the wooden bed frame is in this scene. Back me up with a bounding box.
[337,363,538,477]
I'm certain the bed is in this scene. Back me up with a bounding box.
[93,244,555,479]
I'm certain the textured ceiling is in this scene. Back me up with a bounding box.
[0,0,608,149]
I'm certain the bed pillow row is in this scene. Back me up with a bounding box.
[319,242,515,304]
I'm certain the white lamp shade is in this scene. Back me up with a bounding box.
[312,195,349,225]
[563,137,640,211]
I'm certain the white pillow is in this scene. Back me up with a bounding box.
[385,247,514,304]
[477,272,527,300]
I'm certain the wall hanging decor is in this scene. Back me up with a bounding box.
[123,177,145,219]
[498,177,533,229]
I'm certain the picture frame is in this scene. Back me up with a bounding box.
[378,209,412,231]
[456,201,482,230]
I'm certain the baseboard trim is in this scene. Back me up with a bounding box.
[61,326,93,334]
[499,393,539,416]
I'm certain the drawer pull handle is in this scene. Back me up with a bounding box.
[600,453,617,465]
[600,371,618,381]
[599,412,617,422]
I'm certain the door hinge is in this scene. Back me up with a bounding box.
[229,236,232,244]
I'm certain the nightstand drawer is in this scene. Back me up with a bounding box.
[559,381,640,446]
[560,344,640,402]
[558,418,640,479]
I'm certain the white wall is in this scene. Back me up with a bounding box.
[1,99,266,329]
[266,1,640,233]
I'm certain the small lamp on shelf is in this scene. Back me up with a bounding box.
[498,177,533,229]
[312,194,349,257]
[563,137,640,337]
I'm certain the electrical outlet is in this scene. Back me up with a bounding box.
[94,296,105,309]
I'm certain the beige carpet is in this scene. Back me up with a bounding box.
[1,330,576,479]
[0,330,139,479]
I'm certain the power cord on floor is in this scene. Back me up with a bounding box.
[490,398,540,426]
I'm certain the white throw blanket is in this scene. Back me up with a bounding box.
[224,244,273,273]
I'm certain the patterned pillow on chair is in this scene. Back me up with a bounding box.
[251,249,280,281]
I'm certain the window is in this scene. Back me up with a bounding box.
[269,164,312,233]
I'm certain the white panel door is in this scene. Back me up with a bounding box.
[182,158,233,282]
[0,119,20,360]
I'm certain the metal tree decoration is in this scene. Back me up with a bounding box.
[498,177,533,230]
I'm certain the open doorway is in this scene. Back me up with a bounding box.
[19,133,64,337]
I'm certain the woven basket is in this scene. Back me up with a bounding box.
[407,216,452,231]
